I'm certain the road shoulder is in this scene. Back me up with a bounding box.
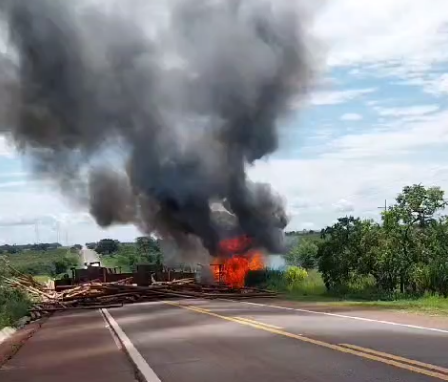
[240,298,448,331]
[0,310,136,382]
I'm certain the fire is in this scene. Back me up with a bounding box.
[211,235,265,288]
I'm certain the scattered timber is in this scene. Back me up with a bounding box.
[2,267,278,315]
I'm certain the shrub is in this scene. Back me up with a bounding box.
[285,266,308,288]
[0,258,32,328]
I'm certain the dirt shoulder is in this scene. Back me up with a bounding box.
[0,321,44,368]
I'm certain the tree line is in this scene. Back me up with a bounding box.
[92,236,163,272]
[0,242,62,254]
[286,184,448,298]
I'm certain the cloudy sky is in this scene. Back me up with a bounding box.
[2,0,448,245]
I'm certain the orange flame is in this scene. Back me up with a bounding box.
[211,235,264,288]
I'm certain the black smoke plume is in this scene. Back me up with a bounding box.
[0,0,316,258]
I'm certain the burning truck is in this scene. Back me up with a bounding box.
[211,235,265,288]
[207,205,286,288]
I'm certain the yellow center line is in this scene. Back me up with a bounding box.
[164,302,448,381]
[233,316,283,330]
[340,343,448,375]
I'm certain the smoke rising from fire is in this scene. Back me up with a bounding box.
[0,0,317,259]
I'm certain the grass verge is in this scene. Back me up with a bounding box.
[266,270,448,316]
[33,275,53,284]
[0,288,32,329]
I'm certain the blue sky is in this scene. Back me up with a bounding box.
[3,0,448,245]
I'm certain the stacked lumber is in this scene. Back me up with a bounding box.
[4,269,278,313]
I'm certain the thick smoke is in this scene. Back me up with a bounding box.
[0,0,316,259]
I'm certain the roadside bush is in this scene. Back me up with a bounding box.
[0,258,32,328]
[315,184,448,299]
[0,287,31,328]
[285,266,308,290]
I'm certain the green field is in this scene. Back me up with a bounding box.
[0,248,79,329]
[2,248,79,277]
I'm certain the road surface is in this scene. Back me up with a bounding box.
[79,246,100,267]
[104,298,448,382]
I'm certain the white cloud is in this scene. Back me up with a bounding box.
[398,74,448,97]
[332,199,354,213]
[373,104,440,118]
[306,87,376,106]
[249,156,448,231]
[323,109,448,160]
[247,106,448,230]
[423,73,448,96]
[340,113,363,121]
[0,188,142,244]
[314,0,448,71]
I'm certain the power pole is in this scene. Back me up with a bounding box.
[377,199,387,212]
[56,222,60,244]
[34,221,40,244]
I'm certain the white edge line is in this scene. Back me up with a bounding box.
[218,299,448,334]
[101,311,123,350]
[101,308,162,382]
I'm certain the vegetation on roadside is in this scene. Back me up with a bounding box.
[252,183,448,315]
[97,236,163,272]
[0,260,32,329]
[3,248,79,277]
[316,184,448,298]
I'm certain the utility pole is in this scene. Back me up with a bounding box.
[34,221,40,244]
[56,222,60,244]
[377,199,387,212]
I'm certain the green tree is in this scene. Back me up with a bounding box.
[96,239,119,254]
[286,238,318,270]
[383,184,447,293]
[316,216,361,290]
[85,242,97,250]
[136,236,162,263]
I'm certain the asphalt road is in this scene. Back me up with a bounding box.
[106,299,448,382]
[80,247,100,266]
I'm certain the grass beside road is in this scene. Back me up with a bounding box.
[284,292,448,316]
[0,260,32,329]
[0,249,77,329]
[266,270,448,316]
[33,275,53,284]
[4,248,78,277]
[0,288,31,329]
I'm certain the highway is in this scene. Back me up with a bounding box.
[104,299,448,382]
[80,246,100,267]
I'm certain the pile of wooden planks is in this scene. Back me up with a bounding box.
[4,270,278,313]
